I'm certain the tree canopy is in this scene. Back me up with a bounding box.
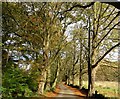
[1,2,120,98]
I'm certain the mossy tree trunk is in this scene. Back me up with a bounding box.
[38,36,50,94]
[52,58,60,88]
[38,70,47,94]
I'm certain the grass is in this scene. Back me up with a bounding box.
[95,86,118,97]
[74,80,118,98]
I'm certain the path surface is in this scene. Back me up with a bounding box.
[57,83,78,98]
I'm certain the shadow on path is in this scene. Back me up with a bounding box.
[55,83,94,99]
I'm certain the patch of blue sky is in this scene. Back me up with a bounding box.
[105,49,118,62]
[19,63,31,70]
[65,20,84,42]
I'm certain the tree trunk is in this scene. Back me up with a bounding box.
[89,3,97,96]
[68,77,70,85]
[38,36,50,94]
[79,69,82,89]
[87,16,92,96]
[79,39,83,89]
[88,64,92,96]
[79,68,82,89]
[90,68,95,96]
[67,69,70,85]
[90,65,99,95]
[45,66,51,91]
[38,70,47,94]
[72,71,74,86]
[43,36,50,91]
[89,48,98,96]
[52,60,60,88]
[72,37,76,86]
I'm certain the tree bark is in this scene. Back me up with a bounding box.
[72,36,76,86]
[87,16,92,96]
[43,37,51,91]
[79,66,82,89]
[67,69,70,85]
[45,66,51,91]
[52,59,60,88]
[38,70,47,94]
[79,39,83,89]
[38,36,50,94]
[91,65,99,95]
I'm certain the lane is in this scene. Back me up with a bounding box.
[57,83,78,98]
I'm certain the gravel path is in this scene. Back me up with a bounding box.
[56,83,78,98]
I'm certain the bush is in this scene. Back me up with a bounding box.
[2,65,38,98]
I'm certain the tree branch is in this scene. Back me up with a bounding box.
[100,8,116,28]
[95,3,102,35]
[92,42,120,69]
[62,2,120,14]
[103,2,120,10]
[95,21,120,48]
[100,4,110,18]
[73,57,79,66]
[62,2,120,15]
[63,2,94,13]
[81,42,89,51]
[101,11,120,31]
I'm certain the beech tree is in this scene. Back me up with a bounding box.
[2,2,119,98]
[62,2,120,96]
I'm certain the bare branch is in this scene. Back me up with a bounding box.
[63,2,94,13]
[100,4,110,18]
[102,10,118,19]
[100,8,116,27]
[103,2,120,10]
[92,42,120,69]
[73,57,79,66]
[95,21,120,48]
[101,11,120,31]
[81,42,88,51]
[96,3,103,35]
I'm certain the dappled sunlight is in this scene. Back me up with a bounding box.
[2,1,119,98]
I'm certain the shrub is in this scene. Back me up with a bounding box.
[2,64,38,98]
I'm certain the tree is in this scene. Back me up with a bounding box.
[63,2,120,96]
[2,2,76,96]
[2,2,119,98]
[87,2,120,96]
